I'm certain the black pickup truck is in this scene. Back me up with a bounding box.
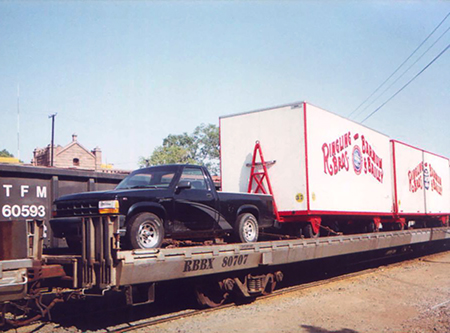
[50,164,274,249]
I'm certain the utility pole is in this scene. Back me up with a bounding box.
[17,84,20,160]
[48,113,57,166]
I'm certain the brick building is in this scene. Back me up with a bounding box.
[32,134,102,170]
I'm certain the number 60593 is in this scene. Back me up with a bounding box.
[1,204,46,218]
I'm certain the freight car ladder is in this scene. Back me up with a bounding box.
[247,141,280,221]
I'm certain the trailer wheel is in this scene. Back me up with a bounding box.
[235,213,259,243]
[367,221,377,233]
[127,212,164,249]
[394,222,405,231]
[302,223,319,238]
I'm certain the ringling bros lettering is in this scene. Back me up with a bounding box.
[322,132,351,176]
[408,162,443,195]
[322,132,384,183]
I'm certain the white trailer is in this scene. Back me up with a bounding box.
[423,151,450,215]
[220,102,394,234]
[391,140,450,221]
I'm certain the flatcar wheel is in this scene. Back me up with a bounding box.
[195,282,229,308]
[263,276,277,295]
[302,223,319,238]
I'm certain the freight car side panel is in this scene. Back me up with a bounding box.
[392,141,426,214]
[0,177,51,221]
[0,164,126,247]
[220,104,308,212]
[305,104,393,213]
[423,151,450,214]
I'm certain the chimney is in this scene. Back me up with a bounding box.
[72,134,78,142]
[92,147,102,170]
[32,148,37,166]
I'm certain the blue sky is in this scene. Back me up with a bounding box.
[1,1,449,170]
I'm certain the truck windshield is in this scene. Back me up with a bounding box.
[116,166,178,190]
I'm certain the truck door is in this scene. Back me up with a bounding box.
[173,166,219,235]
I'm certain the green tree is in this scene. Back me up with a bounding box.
[139,145,196,166]
[140,124,220,175]
[0,149,14,158]
[194,124,220,162]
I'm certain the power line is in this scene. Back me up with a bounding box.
[354,24,450,121]
[348,11,450,118]
[361,42,450,124]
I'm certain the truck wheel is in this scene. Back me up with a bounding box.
[235,213,259,243]
[127,212,164,249]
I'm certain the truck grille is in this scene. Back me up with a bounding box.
[56,200,99,217]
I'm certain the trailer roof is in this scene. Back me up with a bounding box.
[220,101,390,138]
[391,139,450,161]
[219,101,305,119]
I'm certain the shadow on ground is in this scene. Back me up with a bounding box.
[301,325,360,333]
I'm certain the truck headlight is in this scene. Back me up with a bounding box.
[98,200,119,214]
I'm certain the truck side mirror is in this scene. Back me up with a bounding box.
[176,181,192,192]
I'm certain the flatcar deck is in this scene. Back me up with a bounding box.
[113,227,450,285]
[42,217,450,289]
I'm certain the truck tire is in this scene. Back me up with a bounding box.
[127,212,164,249]
[235,213,259,243]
